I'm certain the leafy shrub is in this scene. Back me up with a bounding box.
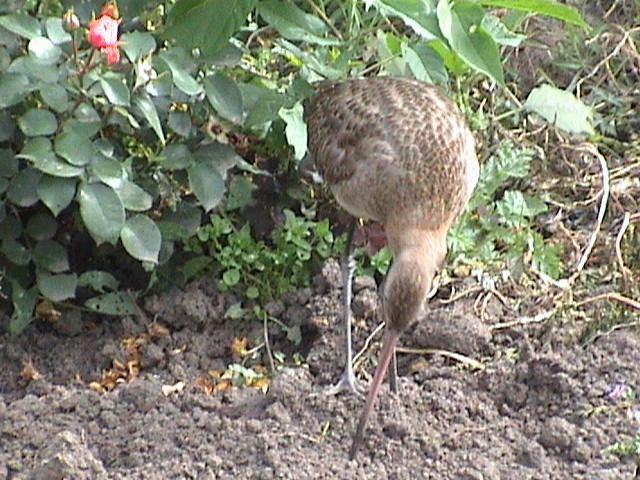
[0,0,585,335]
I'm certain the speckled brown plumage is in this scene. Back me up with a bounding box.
[304,76,479,459]
[305,77,478,233]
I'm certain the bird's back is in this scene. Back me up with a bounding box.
[305,77,478,231]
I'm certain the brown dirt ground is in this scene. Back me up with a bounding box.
[1,258,639,480]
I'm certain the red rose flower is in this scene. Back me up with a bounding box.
[88,15,119,49]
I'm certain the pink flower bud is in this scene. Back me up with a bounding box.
[62,11,80,32]
[103,46,121,65]
[88,15,119,49]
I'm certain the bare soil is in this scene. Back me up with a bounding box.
[1,258,638,480]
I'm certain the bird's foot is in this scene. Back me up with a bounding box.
[324,369,366,398]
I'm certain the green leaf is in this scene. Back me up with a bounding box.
[481,14,526,47]
[158,48,203,95]
[0,72,32,108]
[40,84,70,112]
[78,182,125,245]
[157,143,195,170]
[204,73,243,124]
[25,212,57,240]
[0,215,23,240]
[259,0,340,45]
[278,101,307,160]
[402,42,448,84]
[2,238,31,265]
[476,0,588,28]
[524,84,594,135]
[163,0,257,57]
[33,239,69,272]
[226,175,256,210]
[370,0,441,40]
[18,108,58,136]
[89,155,126,188]
[37,175,76,217]
[28,36,61,65]
[45,17,71,45]
[78,270,120,292]
[54,131,95,166]
[241,84,287,129]
[134,93,165,145]
[0,14,41,39]
[437,0,504,85]
[37,271,77,302]
[85,291,138,315]
[223,268,240,286]
[8,282,38,337]
[7,167,41,206]
[114,180,153,212]
[168,111,193,137]
[120,214,161,263]
[19,138,84,178]
[120,32,156,61]
[100,74,130,106]
[187,163,225,211]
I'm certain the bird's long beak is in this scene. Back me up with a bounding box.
[349,328,400,460]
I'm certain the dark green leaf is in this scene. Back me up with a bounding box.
[476,0,588,28]
[120,31,156,61]
[100,74,130,106]
[37,175,76,217]
[120,214,161,263]
[524,84,594,135]
[37,271,77,302]
[187,163,225,211]
[204,73,243,124]
[1,238,31,265]
[437,0,504,85]
[0,72,31,108]
[85,291,138,315]
[78,270,120,292]
[0,215,22,240]
[40,84,70,112]
[78,182,125,244]
[278,101,307,160]
[163,0,257,57]
[7,167,41,206]
[8,282,38,337]
[28,36,61,65]
[54,131,95,166]
[115,180,153,212]
[18,108,58,136]
[0,14,41,39]
[259,0,340,45]
[158,143,195,170]
[25,211,57,240]
[371,0,441,40]
[44,17,71,45]
[33,239,69,272]
[157,48,203,95]
[88,155,126,188]
[134,93,165,144]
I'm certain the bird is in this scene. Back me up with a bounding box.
[302,76,479,459]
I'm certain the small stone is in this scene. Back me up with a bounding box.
[52,310,83,336]
[139,342,165,368]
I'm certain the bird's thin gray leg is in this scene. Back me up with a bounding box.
[326,219,365,396]
[389,348,398,393]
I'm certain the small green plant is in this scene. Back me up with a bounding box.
[449,140,563,279]
[187,209,335,303]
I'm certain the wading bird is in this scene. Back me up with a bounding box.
[303,77,479,459]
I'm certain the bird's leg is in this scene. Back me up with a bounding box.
[389,348,398,393]
[326,219,365,396]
